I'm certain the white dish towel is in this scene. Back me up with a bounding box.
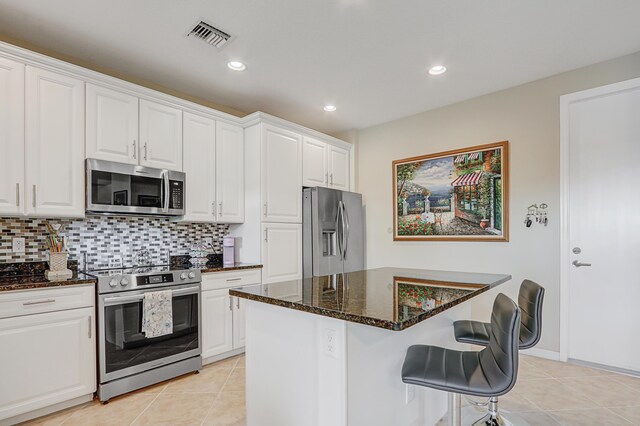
[141,290,173,338]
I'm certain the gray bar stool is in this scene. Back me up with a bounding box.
[454,280,545,425]
[401,293,520,426]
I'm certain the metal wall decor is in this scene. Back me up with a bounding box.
[524,203,548,228]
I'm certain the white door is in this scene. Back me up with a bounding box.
[261,124,302,223]
[261,223,302,284]
[232,284,259,349]
[302,136,328,187]
[216,122,244,223]
[328,145,350,191]
[564,79,640,372]
[86,84,139,164]
[139,99,183,170]
[182,112,216,222]
[25,66,85,218]
[0,307,95,420]
[0,57,24,216]
[201,288,234,359]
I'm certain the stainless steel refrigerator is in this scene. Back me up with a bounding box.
[303,187,365,277]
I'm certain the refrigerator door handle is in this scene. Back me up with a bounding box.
[342,202,349,258]
[336,201,344,259]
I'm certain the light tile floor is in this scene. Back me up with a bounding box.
[20,354,640,425]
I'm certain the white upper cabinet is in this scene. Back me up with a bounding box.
[0,58,24,217]
[261,124,302,223]
[261,223,302,284]
[302,136,328,187]
[216,122,244,223]
[182,112,216,222]
[86,84,139,164]
[25,66,85,218]
[328,144,350,191]
[139,99,183,171]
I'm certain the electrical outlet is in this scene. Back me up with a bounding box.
[12,237,25,254]
[324,328,338,358]
[405,384,415,404]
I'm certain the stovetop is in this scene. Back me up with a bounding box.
[87,264,193,277]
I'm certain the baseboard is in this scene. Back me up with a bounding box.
[203,347,245,366]
[521,347,560,361]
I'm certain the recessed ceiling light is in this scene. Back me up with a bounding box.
[428,65,447,75]
[227,61,246,71]
[323,105,337,112]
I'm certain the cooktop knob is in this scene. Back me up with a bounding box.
[188,271,196,279]
[109,278,118,287]
[180,272,188,280]
[120,278,129,286]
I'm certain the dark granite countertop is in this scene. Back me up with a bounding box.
[198,263,263,274]
[0,272,96,292]
[229,267,511,331]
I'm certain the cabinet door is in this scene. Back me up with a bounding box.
[302,136,328,187]
[0,307,95,420]
[86,84,139,164]
[216,122,244,223]
[328,145,350,191]
[0,58,24,216]
[201,288,234,359]
[139,99,183,170]
[261,223,302,284]
[25,66,85,218]
[261,124,302,223]
[182,112,216,222]
[232,284,259,349]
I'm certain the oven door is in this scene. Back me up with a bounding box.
[86,158,185,216]
[98,283,201,383]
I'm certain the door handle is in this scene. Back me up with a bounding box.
[16,183,20,207]
[88,315,92,339]
[212,201,216,216]
[144,142,148,160]
[229,296,233,311]
[162,171,170,213]
[132,140,137,160]
[32,185,36,208]
[572,260,592,267]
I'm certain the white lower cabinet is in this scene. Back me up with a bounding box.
[262,223,302,284]
[201,288,234,359]
[0,305,95,421]
[201,271,261,362]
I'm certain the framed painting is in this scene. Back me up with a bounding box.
[392,141,509,241]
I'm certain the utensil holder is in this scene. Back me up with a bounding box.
[48,252,69,272]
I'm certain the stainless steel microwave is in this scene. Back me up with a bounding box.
[86,159,185,216]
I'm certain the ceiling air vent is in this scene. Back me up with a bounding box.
[188,21,232,49]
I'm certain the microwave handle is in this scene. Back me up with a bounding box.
[162,171,170,213]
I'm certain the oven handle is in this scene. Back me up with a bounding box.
[103,286,200,305]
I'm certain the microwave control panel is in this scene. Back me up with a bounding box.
[170,180,184,209]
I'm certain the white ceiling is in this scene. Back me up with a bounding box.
[1,0,640,135]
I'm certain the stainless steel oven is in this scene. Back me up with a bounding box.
[92,266,202,402]
[86,159,186,216]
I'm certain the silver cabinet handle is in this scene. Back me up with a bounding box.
[236,297,240,309]
[330,173,334,185]
[226,277,242,282]
[32,185,36,208]
[88,315,92,339]
[132,140,137,159]
[229,296,233,311]
[23,299,55,306]
[144,142,148,160]
[212,201,216,216]
[263,203,267,217]
[16,183,19,207]
[264,228,268,242]
[219,202,223,214]
[572,260,592,267]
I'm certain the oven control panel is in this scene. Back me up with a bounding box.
[137,273,174,286]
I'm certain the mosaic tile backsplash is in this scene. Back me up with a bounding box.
[0,216,229,269]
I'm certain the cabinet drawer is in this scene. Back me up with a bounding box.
[0,285,94,319]
[202,269,261,291]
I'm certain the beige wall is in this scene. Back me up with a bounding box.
[356,51,640,352]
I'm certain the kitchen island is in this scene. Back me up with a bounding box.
[230,267,511,426]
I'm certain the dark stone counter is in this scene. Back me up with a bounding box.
[230,267,511,331]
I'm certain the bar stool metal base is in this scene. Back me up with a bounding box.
[461,398,531,426]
